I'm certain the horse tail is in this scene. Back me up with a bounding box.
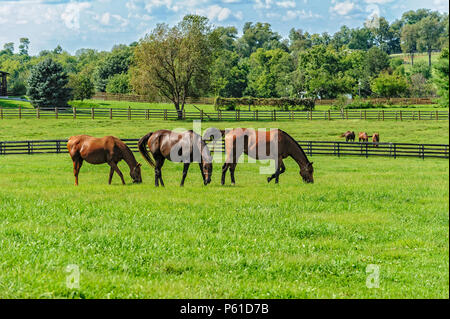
[138,132,155,167]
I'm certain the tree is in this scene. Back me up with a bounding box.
[68,73,94,101]
[19,38,30,56]
[94,45,132,91]
[2,43,14,55]
[371,72,408,97]
[417,16,443,66]
[401,23,418,65]
[433,48,449,107]
[348,27,374,51]
[246,48,294,98]
[106,73,131,94]
[235,22,285,57]
[211,50,247,97]
[364,46,390,77]
[132,15,216,119]
[27,58,72,108]
[409,61,432,80]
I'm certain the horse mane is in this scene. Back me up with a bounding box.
[280,129,310,164]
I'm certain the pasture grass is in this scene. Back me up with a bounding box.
[0,119,448,144]
[0,152,448,298]
[1,98,448,113]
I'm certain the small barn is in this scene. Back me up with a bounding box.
[0,71,9,96]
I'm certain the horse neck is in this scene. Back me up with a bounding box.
[287,138,309,169]
[121,144,137,170]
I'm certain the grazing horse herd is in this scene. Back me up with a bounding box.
[340,131,380,147]
[67,128,314,186]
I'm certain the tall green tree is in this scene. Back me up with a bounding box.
[68,73,95,101]
[417,16,443,66]
[132,15,217,119]
[19,38,30,56]
[94,45,132,91]
[433,48,449,107]
[401,23,419,65]
[27,58,72,108]
[235,22,286,57]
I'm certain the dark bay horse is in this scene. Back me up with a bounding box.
[67,135,142,186]
[358,132,369,142]
[138,130,212,187]
[220,128,314,185]
[372,133,380,147]
[340,131,355,142]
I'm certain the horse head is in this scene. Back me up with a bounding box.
[131,163,142,183]
[300,162,314,184]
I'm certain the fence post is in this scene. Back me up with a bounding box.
[28,141,31,155]
[418,110,421,121]
[91,108,94,120]
[422,145,425,160]
[55,107,58,119]
[128,107,131,120]
[37,107,40,119]
[200,109,204,121]
[219,109,222,121]
[255,110,258,121]
[435,110,438,121]
[309,141,313,156]
[345,110,348,120]
[337,143,340,157]
[400,110,402,121]
[395,112,398,121]
[164,109,167,120]
[73,107,76,119]
[328,110,331,121]
[364,110,367,120]
[19,105,22,119]
[382,110,384,121]
[0,106,2,119]
[393,143,396,159]
[110,108,113,120]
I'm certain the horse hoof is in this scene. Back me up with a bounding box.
[267,177,271,183]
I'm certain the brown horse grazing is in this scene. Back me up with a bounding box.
[372,133,380,147]
[220,128,314,185]
[67,135,142,186]
[138,130,212,187]
[358,132,369,142]
[340,131,355,142]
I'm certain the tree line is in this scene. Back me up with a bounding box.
[0,9,448,115]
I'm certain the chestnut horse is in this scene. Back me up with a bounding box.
[358,132,369,142]
[220,128,314,185]
[372,133,380,147]
[67,135,142,186]
[138,130,212,187]
[340,131,355,142]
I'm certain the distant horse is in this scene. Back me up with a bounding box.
[67,135,142,186]
[358,132,369,142]
[138,130,212,187]
[372,133,380,148]
[340,131,355,142]
[220,128,314,185]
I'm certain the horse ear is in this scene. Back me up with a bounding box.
[309,162,314,166]
[138,163,142,167]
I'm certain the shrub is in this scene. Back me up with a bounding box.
[68,73,94,101]
[370,72,408,98]
[214,97,315,111]
[27,58,72,108]
[106,73,131,94]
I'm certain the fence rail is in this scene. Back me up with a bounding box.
[90,93,437,106]
[1,138,447,159]
[0,106,448,121]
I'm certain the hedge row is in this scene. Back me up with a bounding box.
[214,97,315,111]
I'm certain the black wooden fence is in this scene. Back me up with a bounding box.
[0,139,447,159]
[0,106,448,121]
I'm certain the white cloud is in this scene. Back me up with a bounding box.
[61,2,91,30]
[276,1,296,8]
[283,9,321,21]
[363,0,393,3]
[330,1,355,16]
[196,5,232,22]
[254,0,273,9]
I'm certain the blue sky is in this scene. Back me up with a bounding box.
[0,0,448,54]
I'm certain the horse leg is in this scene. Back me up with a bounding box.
[221,163,229,185]
[268,159,285,184]
[180,163,190,187]
[156,157,165,187]
[108,166,114,185]
[199,163,206,184]
[109,161,125,185]
[73,158,83,186]
[230,163,237,185]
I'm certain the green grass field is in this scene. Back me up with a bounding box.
[0,119,448,298]
[1,98,447,113]
[0,119,448,144]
